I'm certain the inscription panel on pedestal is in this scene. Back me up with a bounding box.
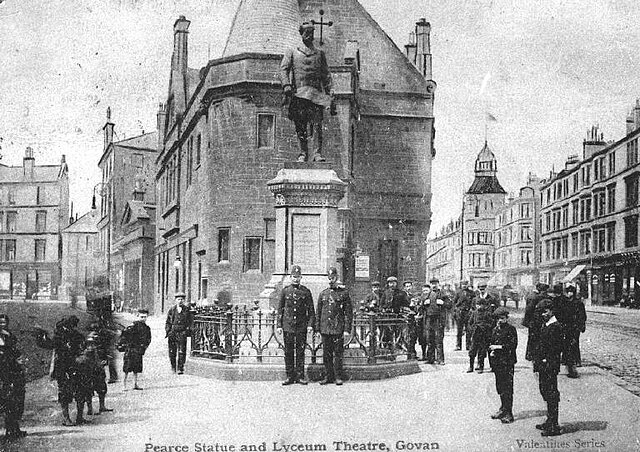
[291,213,321,273]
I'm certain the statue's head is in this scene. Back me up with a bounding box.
[299,22,315,43]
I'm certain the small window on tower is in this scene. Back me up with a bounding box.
[257,114,275,149]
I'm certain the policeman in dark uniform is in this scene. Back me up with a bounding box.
[0,314,26,440]
[534,299,564,436]
[453,280,474,351]
[277,265,315,385]
[316,267,353,385]
[488,307,518,424]
[165,292,193,374]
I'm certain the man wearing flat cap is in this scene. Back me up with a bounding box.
[277,265,315,385]
[380,276,409,314]
[422,277,451,364]
[316,267,353,385]
[363,281,381,313]
[489,307,518,424]
[453,280,475,351]
[165,292,193,374]
[533,299,564,436]
[280,22,333,162]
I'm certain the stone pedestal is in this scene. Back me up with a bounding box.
[258,162,347,309]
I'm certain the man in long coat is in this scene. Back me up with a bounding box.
[277,265,315,385]
[0,314,26,440]
[280,22,333,162]
[316,267,353,385]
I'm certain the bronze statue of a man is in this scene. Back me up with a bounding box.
[280,22,333,162]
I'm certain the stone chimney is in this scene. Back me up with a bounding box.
[23,146,34,178]
[103,107,114,152]
[415,18,432,79]
[405,31,417,65]
[565,154,580,172]
[170,16,191,117]
[157,102,167,149]
[583,125,606,160]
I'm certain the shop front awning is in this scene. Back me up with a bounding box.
[562,264,586,283]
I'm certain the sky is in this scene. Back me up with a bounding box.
[1,0,640,236]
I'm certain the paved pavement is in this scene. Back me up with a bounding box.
[2,313,640,452]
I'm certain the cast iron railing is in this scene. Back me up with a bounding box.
[191,305,412,364]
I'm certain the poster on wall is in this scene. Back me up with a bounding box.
[355,255,370,280]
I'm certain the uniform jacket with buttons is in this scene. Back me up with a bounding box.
[277,283,315,333]
[279,45,332,106]
[316,283,353,335]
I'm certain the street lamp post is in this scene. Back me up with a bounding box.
[174,255,182,293]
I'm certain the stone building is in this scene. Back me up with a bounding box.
[155,1,436,312]
[539,103,640,305]
[97,109,157,312]
[60,209,100,299]
[0,148,69,299]
[461,142,506,288]
[493,173,543,292]
[425,219,461,287]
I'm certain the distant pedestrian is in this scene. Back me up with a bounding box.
[121,310,152,391]
[416,284,431,360]
[316,267,353,385]
[0,314,27,440]
[34,315,86,426]
[453,280,474,351]
[89,320,118,383]
[559,285,586,377]
[277,265,315,385]
[522,283,548,362]
[423,278,450,365]
[75,332,112,417]
[534,299,564,436]
[488,307,518,424]
[467,298,493,373]
[165,293,193,374]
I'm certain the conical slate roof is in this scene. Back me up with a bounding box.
[223,0,301,57]
[468,141,506,194]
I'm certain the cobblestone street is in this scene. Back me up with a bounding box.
[581,309,640,396]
